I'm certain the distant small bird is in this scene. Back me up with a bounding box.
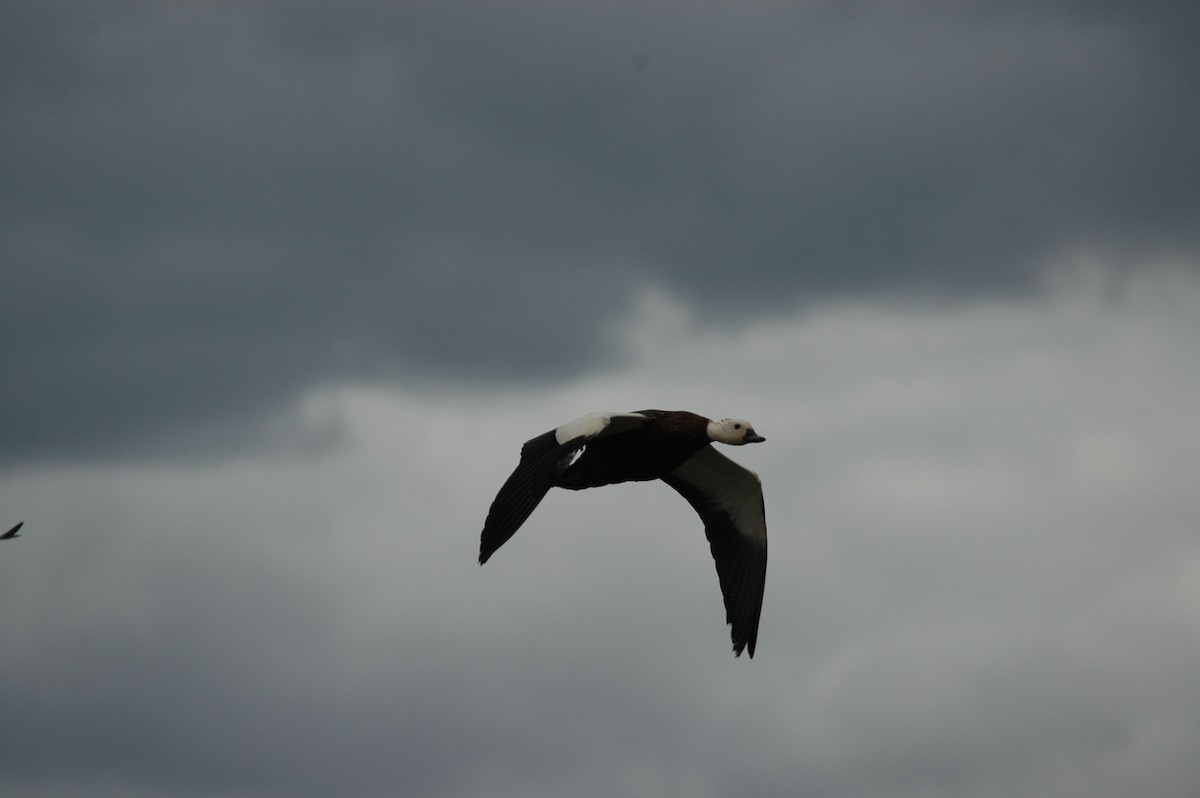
[479,409,768,657]
[1,522,23,540]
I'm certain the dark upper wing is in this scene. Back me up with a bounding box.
[661,445,767,657]
[1,521,23,540]
[478,430,578,564]
[478,412,652,564]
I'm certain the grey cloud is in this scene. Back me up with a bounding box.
[2,272,1198,797]
[3,1,1198,462]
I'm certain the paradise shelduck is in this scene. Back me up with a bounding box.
[478,409,768,657]
[1,522,22,540]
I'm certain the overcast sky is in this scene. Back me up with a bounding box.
[2,2,1199,797]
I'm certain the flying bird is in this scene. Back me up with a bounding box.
[479,409,768,657]
[1,522,23,540]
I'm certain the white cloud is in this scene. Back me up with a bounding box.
[2,263,1198,797]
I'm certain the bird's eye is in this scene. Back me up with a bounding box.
[734,423,742,429]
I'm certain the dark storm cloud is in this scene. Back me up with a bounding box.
[3,1,1197,462]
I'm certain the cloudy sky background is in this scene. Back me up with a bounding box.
[2,2,1199,796]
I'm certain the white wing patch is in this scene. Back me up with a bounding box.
[554,411,650,444]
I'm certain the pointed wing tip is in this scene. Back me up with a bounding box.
[732,639,757,659]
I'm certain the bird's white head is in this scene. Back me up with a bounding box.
[706,418,765,446]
